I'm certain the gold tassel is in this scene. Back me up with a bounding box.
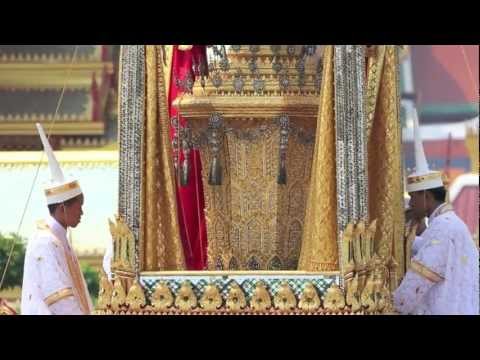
[208,156,222,186]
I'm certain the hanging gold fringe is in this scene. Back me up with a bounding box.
[298,46,339,271]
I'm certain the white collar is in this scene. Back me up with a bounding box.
[428,202,452,222]
[46,215,67,241]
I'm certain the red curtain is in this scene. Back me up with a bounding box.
[167,45,208,270]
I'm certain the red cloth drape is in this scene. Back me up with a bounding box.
[167,45,208,270]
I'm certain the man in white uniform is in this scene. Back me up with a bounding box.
[21,123,93,315]
[394,109,479,315]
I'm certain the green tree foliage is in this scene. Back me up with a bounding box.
[0,232,26,289]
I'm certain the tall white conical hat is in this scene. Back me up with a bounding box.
[406,108,443,193]
[36,123,82,205]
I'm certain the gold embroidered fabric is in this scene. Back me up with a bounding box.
[298,46,339,271]
[367,46,405,276]
[142,45,185,270]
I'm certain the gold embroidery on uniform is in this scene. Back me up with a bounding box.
[44,288,74,306]
[410,260,444,283]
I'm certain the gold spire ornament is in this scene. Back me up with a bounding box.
[110,278,127,312]
[97,270,113,310]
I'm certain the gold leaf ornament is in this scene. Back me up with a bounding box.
[151,282,174,311]
[175,281,198,311]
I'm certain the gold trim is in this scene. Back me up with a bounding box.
[44,287,74,306]
[0,150,118,166]
[407,172,442,185]
[45,181,80,196]
[175,95,320,121]
[0,121,105,136]
[410,260,444,283]
[40,224,91,314]
[140,270,340,277]
[0,62,114,89]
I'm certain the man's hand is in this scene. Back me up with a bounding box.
[415,217,427,236]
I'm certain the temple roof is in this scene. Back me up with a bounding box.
[0,89,90,120]
[0,45,99,62]
[410,45,479,123]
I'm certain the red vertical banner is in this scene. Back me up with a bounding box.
[167,45,208,270]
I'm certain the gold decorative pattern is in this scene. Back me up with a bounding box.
[142,45,185,271]
[109,215,135,274]
[367,45,405,277]
[93,277,399,315]
[250,281,272,311]
[177,47,319,271]
[323,283,345,312]
[44,287,74,306]
[298,45,339,271]
[110,278,127,312]
[44,181,80,196]
[199,283,223,311]
[465,124,479,173]
[273,282,297,311]
[366,46,386,141]
[410,260,444,283]
[407,172,443,184]
[126,280,146,311]
[226,281,247,311]
[97,272,113,310]
[298,282,321,311]
[151,282,174,311]
[174,281,197,311]
[345,274,361,312]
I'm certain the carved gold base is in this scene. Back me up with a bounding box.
[93,307,386,315]
[96,272,396,315]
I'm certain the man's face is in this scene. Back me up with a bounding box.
[64,194,84,228]
[408,191,426,220]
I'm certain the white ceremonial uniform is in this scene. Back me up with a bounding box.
[21,215,93,315]
[102,237,113,281]
[394,203,479,315]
